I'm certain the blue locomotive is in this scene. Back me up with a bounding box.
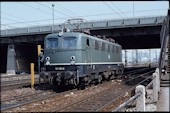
[39,31,124,88]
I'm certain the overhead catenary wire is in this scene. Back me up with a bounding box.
[56,3,81,17]
[1,11,29,22]
[1,24,18,29]
[1,16,28,29]
[2,8,167,26]
[103,1,136,27]
[2,2,64,27]
[1,17,32,27]
[103,1,126,19]
[37,2,74,18]
[110,2,129,18]
[49,2,80,17]
[18,2,53,17]
[1,12,34,26]
[110,2,134,25]
[1,17,23,23]
[103,1,140,41]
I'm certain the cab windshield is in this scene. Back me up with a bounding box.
[63,37,76,48]
[46,38,58,49]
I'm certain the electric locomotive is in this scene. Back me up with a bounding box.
[39,30,124,88]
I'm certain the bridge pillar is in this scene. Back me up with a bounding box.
[135,85,145,111]
[153,72,159,102]
[155,68,160,92]
[6,44,16,75]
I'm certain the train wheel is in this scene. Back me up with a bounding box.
[77,81,86,90]
[110,71,116,80]
[52,85,61,92]
[103,72,109,81]
[98,74,103,83]
[87,76,92,86]
[78,84,85,90]
[118,69,122,76]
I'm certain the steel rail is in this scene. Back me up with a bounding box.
[98,75,153,112]
[1,88,77,112]
[111,92,141,112]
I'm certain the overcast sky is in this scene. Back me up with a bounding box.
[1,1,169,29]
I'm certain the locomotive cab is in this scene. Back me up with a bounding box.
[44,32,79,65]
[40,32,83,86]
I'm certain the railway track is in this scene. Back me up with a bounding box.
[1,67,153,91]
[1,79,122,112]
[1,90,55,111]
[1,86,77,112]
[1,67,154,112]
[53,81,131,112]
[124,70,155,85]
[1,74,35,78]
[1,78,40,91]
[123,67,155,76]
[51,70,154,112]
[1,74,39,81]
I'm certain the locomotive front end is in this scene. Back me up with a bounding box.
[40,32,81,86]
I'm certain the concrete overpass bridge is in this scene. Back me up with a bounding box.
[0,15,167,74]
[1,16,166,48]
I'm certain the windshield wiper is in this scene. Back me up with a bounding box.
[67,41,73,49]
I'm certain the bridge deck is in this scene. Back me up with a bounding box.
[0,16,165,37]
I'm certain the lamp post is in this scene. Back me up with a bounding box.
[52,4,55,33]
[133,1,135,18]
[136,49,138,64]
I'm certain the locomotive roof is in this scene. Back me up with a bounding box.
[45,32,121,47]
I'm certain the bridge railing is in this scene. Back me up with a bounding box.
[158,12,169,79]
[112,68,160,112]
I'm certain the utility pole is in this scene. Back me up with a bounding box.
[133,1,135,18]
[149,49,151,64]
[136,49,138,64]
[155,50,157,62]
[52,4,55,33]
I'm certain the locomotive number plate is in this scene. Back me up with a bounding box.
[55,67,65,70]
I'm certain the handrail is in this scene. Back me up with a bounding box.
[112,68,158,112]
[145,76,155,89]
[112,92,141,112]
[158,13,169,77]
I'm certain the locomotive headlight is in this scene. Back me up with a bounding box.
[70,61,75,65]
[70,56,75,65]
[46,56,50,61]
[46,61,50,65]
[70,56,75,61]
[46,56,50,65]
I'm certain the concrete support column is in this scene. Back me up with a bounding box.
[155,68,160,92]
[6,44,16,75]
[153,72,159,103]
[135,85,145,111]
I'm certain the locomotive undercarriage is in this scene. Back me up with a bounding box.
[40,71,77,86]
[39,64,123,89]
[80,70,120,86]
